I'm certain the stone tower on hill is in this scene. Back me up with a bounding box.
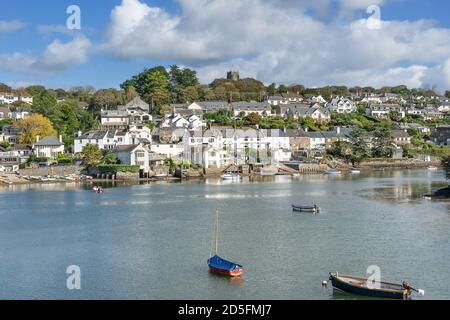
[227,71,240,82]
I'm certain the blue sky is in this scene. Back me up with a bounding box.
[1,0,450,91]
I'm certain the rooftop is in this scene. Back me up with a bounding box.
[35,136,63,147]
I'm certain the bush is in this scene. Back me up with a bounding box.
[27,155,50,164]
[57,154,74,164]
[98,165,140,173]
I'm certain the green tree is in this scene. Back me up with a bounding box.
[245,113,262,126]
[101,149,119,165]
[372,127,393,158]
[56,100,80,145]
[81,144,102,167]
[329,141,354,164]
[169,65,199,87]
[0,83,12,92]
[25,85,47,97]
[121,66,170,110]
[348,126,370,162]
[31,90,59,122]
[89,89,123,112]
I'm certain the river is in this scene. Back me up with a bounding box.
[0,169,449,299]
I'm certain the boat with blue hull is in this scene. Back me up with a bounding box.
[329,272,424,300]
[207,255,244,277]
[208,209,244,277]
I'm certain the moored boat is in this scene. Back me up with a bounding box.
[292,203,320,213]
[350,169,361,174]
[208,209,244,277]
[207,255,244,277]
[329,272,424,300]
[427,166,438,171]
[325,169,341,175]
[220,173,241,180]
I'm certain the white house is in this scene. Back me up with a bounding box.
[112,144,150,173]
[33,136,65,160]
[232,102,272,117]
[367,104,405,119]
[128,125,152,145]
[182,128,291,168]
[310,95,327,104]
[160,113,190,129]
[0,125,20,145]
[100,110,129,129]
[118,97,152,124]
[308,132,326,150]
[361,94,383,104]
[0,151,21,172]
[438,102,450,113]
[0,93,19,105]
[326,97,357,114]
[74,130,131,153]
[150,143,184,159]
[0,93,33,105]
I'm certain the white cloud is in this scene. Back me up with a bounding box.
[340,0,386,10]
[0,20,25,34]
[101,0,450,92]
[0,35,91,74]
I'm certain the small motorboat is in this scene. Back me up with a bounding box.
[220,173,241,180]
[292,203,320,213]
[325,169,341,175]
[350,169,361,174]
[292,173,301,177]
[329,272,424,300]
[427,166,438,171]
[92,186,104,194]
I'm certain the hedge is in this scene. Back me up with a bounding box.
[98,165,140,173]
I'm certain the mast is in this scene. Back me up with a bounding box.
[215,208,219,255]
[210,208,220,257]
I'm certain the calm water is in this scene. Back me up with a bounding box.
[0,170,449,300]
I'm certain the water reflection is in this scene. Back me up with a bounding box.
[359,182,448,204]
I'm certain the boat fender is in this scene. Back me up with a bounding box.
[322,281,328,287]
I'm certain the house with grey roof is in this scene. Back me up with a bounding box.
[366,104,406,119]
[431,125,450,146]
[231,102,272,117]
[100,110,129,130]
[392,130,411,146]
[112,144,150,173]
[118,97,152,124]
[326,97,357,114]
[74,130,131,153]
[0,125,20,145]
[33,136,65,160]
[189,101,231,113]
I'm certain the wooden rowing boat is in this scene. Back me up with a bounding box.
[329,272,420,300]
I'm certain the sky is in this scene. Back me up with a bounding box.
[1,0,450,92]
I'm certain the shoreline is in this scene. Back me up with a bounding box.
[0,165,444,188]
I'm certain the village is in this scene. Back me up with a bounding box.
[1,70,450,185]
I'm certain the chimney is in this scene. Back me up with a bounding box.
[59,135,63,143]
[77,131,82,137]
[337,127,341,134]
[304,127,309,133]
[36,135,40,143]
